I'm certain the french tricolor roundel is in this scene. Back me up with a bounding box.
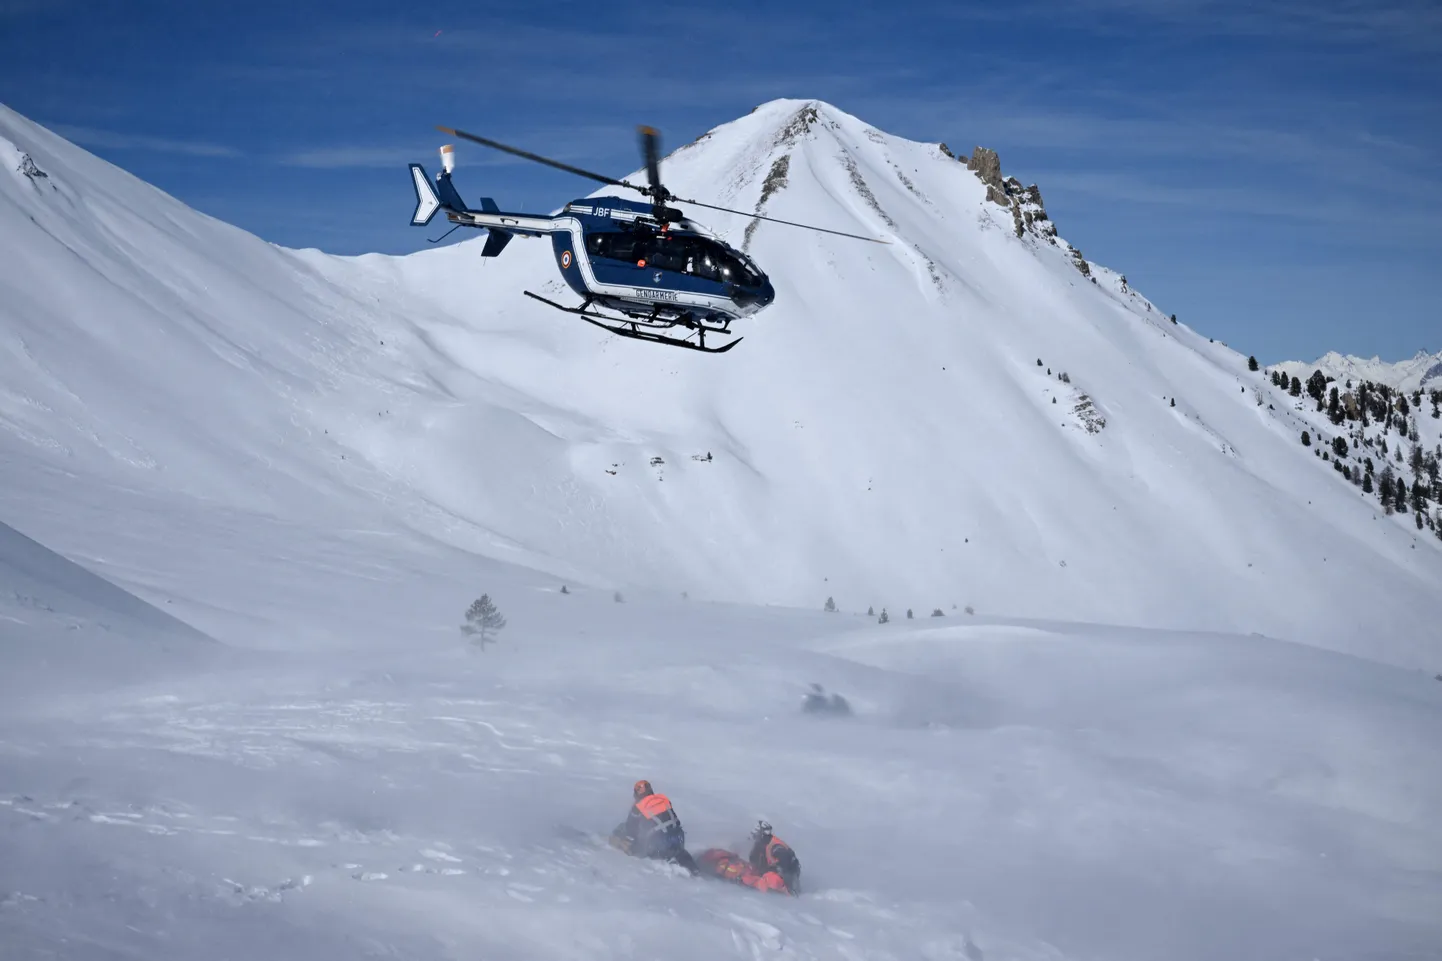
[561,250,572,268]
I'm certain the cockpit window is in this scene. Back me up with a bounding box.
[586,231,761,286]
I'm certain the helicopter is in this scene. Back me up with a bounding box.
[407,124,886,353]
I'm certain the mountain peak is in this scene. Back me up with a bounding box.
[1,101,1440,667]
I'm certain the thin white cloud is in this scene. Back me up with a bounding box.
[52,124,241,158]
[280,146,418,169]
[277,144,536,170]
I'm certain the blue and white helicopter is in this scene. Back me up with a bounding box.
[408,125,885,353]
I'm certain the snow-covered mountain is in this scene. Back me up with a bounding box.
[2,98,1440,667]
[4,99,1442,961]
[1278,349,1442,393]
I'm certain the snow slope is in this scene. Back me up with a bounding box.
[0,517,212,707]
[4,98,1438,666]
[3,579,1441,961]
[3,99,1442,961]
[1279,350,1442,393]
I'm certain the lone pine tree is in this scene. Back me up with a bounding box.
[462,594,507,649]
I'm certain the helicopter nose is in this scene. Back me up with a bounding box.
[730,276,775,313]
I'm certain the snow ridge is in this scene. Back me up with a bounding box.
[1278,349,1442,393]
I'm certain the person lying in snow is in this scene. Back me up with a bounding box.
[610,779,698,874]
[697,820,801,895]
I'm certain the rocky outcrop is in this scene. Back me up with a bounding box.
[16,151,48,185]
[961,147,1059,245]
[966,147,1009,206]
[775,104,821,147]
[745,154,792,249]
[1004,177,1057,242]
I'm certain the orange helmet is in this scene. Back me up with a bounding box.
[633,779,654,800]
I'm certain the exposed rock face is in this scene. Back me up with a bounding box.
[775,104,821,146]
[938,142,955,159]
[962,148,1057,245]
[745,154,792,249]
[17,151,48,184]
[967,146,1002,186]
[966,147,1010,206]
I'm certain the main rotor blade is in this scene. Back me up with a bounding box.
[437,126,635,189]
[638,125,665,200]
[677,197,891,244]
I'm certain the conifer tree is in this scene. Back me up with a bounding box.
[1289,376,1302,396]
[1248,355,1259,372]
[824,596,837,613]
[461,595,507,650]
[1332,435,1348,458]
[1363,471,1373,494]
[878,608,890,624]
[1301,430,1311,447]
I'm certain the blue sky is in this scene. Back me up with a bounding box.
[1,0,1438,364]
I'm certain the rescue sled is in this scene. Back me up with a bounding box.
[697,848,795,895]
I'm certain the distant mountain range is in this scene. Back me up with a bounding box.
[1277,350,1442,393]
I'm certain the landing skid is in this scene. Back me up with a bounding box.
[523,291,742,354]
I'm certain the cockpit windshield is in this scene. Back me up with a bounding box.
[585,231,763,287]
